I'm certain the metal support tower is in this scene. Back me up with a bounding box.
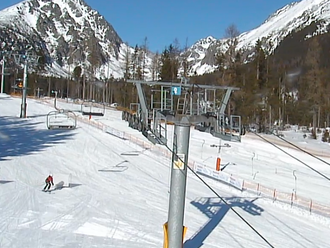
[167,120,190,247]
[128,80,239,117]
[126,79,242,142]
[13,53,40,118]
[161,85,173,111]
[135,81,149,125]
[20,60,28,118]
[219,88,235,115]
[0,53,10,94]
[1,59,5,94]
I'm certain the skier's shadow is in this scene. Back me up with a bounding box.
[69,183,82,188]
[51,181,82,191]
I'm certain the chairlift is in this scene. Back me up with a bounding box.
[46,110,77,130]
[211,114,243,142]
[81,100,105,116]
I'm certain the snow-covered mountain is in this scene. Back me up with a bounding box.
[1,0,330,79]
[185,0,330,75]
[0,0,133,79]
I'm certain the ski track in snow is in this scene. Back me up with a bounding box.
[1,96,330,247]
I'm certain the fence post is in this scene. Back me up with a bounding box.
[257,183,260,194]
[273,189,276,202]
[309,200,313,214]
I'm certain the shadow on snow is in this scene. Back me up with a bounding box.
[184,196,264,248]
[47,181,83,192]
[98,160,129,172]
[0,116,76,161]
[0,180,13,184]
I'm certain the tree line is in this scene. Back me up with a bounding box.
[2,22,330,134]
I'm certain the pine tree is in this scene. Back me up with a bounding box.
[141,37,148,80]
[73,66,82,98]
[123,43,131,80]
[159,47,172,81]
[302,37,323,133]
[151,52,161,81]
[131,45,139,80]
[217,24,240,85]
[159,44,179,82]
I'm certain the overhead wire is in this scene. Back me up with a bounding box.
[275,133,330,166]
[253,132,330,182]
[151,127,275,248]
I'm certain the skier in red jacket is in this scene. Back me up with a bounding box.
[43,174,54,191]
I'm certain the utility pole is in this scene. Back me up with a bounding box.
[269,105,272,131]
[67,64,70,102]
[1,58,5,94]
[13,53,40,118]
[89,81,93,100]
[82,73,86,100]
[278,77,282,129]
[48,77,51,97]
[0,53,10,94]
[102,82,105,103]
[166,120,190,248]
[20,60,28,118]
[105,61,110,103]
[52,90,58,109]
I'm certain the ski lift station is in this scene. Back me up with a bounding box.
[121,78,245,145]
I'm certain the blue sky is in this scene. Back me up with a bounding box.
[1,0,295,52]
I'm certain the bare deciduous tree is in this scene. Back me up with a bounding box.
[141,37,148,80]
[123,42,131,80]
[151,51,160,81]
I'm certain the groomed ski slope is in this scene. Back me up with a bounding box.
[0,94,330,248]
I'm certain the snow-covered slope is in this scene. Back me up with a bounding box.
[187,0,330,75]
[0,94,330,247]
[238,0,330,51]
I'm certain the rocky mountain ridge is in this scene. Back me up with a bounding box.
[1,0,330,79]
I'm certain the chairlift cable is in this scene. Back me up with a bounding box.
[150,128,275,248]
[275,134,330,167]
[254,133,330,182]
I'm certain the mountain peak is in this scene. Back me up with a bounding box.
[2,0,330,79]
[0,0,124,78]
[190,35,217,50]
[186,0,330,75]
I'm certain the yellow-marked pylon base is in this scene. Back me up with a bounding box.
[163,222,187,248]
